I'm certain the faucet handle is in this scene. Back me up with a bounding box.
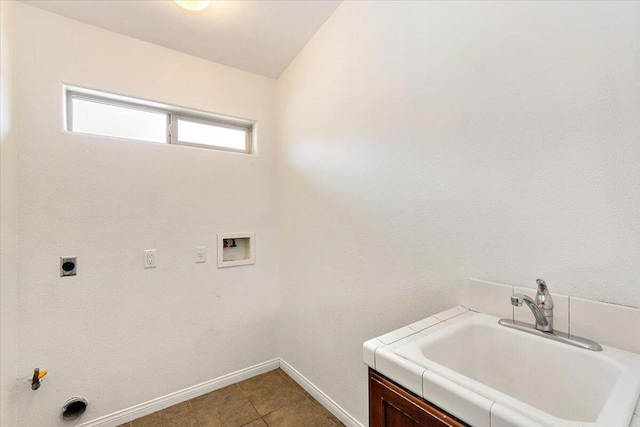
[536,278,547,292]
[535,278,554,310]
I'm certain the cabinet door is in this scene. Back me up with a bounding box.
[369,369,467,427]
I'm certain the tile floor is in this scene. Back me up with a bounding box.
[118,369,346,427]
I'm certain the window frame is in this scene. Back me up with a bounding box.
[171,114,253,154]
[65,86,255,154]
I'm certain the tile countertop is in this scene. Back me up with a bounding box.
[363,306,640,427]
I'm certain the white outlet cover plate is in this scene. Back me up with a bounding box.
[144,249,156,268]
[195,246,207,263]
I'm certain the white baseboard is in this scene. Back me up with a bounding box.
[279,359,364,427]
[77,359,280,427]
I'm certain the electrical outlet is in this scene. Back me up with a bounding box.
[195,246,207,263]
[60,256,77,277]
[143,249,156,268]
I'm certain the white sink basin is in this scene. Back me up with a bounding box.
[365,310,640,427]
[407,317,617,421]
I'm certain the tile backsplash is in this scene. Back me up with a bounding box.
[462,278,640,354]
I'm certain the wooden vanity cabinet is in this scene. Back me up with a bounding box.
[369,369,468,427]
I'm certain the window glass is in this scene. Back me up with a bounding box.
[177,119,247,151]
[71,98,167,143]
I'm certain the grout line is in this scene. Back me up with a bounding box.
[234,376,262,418]
[246,396,260,416]
[568,296,571,337]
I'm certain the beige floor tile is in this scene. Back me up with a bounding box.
[192,384,247,413]
[246,381,306,416]
[130,370,342,427]
[191,384,243,410]
[191,388,260,427]
[240,371,306,415]
[131,410,164,427]
[217,397,261,426]
[237,370,283,392]
[162,411,199,427]
[277,370,343,425]
[131,401,192,427]
[276,371,306,393]
[193,405,222,427]
[241,418,268,427]
[307,398,342,426]
[278,370,332,416]
[160,401,191,419]
[275,369,296,384]
[263,400,335,427]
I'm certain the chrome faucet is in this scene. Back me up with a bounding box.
[500,279,602,351]
[511,279,554,332]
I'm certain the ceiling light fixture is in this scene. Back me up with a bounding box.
[173,0,212,12]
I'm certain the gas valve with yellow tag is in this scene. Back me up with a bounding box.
[31,368,47,390]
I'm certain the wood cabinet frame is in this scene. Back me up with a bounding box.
[369,368,468,427]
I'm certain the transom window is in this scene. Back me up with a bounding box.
[65,86,254,154]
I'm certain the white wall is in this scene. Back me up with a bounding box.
[277,1,640,424]
[1,1,19,425]
[14,4,279,426]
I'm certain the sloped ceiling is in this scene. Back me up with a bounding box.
[20,0,341,79]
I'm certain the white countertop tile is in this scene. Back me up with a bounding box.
[363,337,385,369]
[408,316,442,332]
[418,321,451,336]
[423,370,493,427]
[378,326,417,345]
[434,306,466,321]
[376,346,426,396]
